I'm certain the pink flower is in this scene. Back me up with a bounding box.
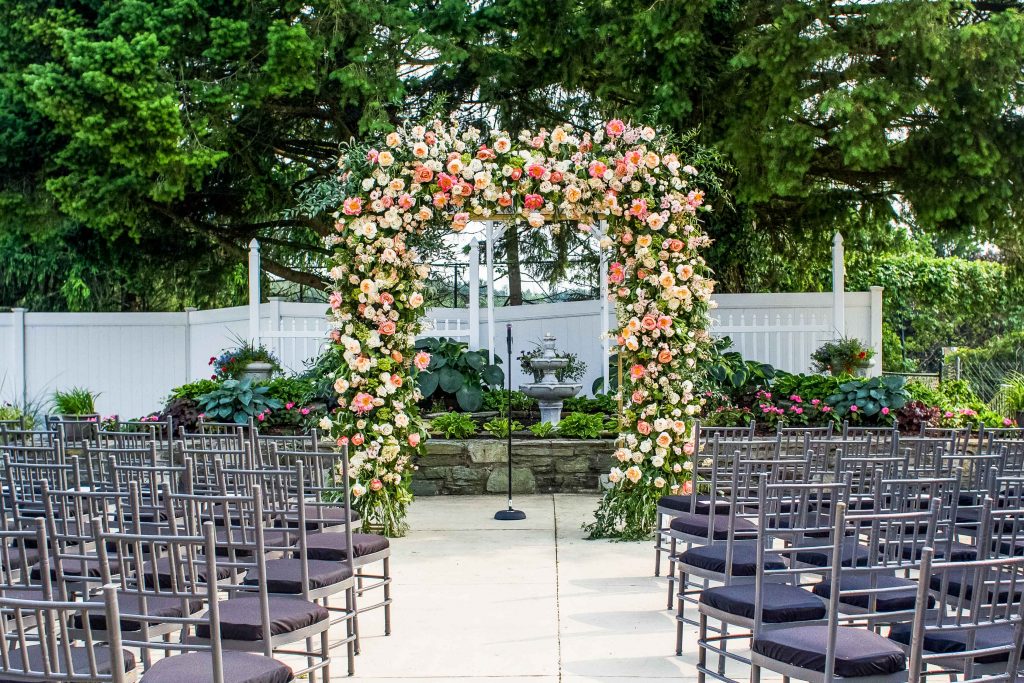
[370,479,383,492]
[605,119,626,137]
[1005,418,1014,427]
[300,408,310,415]
[849,405,858,412]
[523,194,544,210]
[526,164,546,179]
[285,402,295,410]
[257,413,265,422]
[414,351,431,371]
[791,407,804,414]
[881,407,890,415]
[609,262,625,284]
[790,395,802,403]
[342,197,363,216]
[351,393,375,415]
[379,320,397,336]
[588,161,608,178]
[408,433,421,447]
[811,398,821,406]
[629,364,646,380]
[637,420,652,435]
[680,480,693,495]
[821,406,831,413]
[944,411,954,419]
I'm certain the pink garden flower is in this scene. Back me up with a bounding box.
[523,194,544,210]
[629,364,646,380]
[605,119,626,137]
[414,352,431,371]
[351,393,375,415]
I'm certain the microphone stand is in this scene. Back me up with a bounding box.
[495,323,525,521]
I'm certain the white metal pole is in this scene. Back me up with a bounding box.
[184,307,197,383]
[598,222,610,395]
[486,221,496,364]
[468,237,481,351]
[869,286,884,376]
[248,239,261,346]
[832,232,845,339]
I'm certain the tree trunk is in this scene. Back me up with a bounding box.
[505,224,523,305]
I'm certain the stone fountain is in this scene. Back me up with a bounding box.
[520,333,583,426]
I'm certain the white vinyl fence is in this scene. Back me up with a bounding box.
[0,289,882,418]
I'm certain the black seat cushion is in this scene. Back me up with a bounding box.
[900,541,977,562]
[198,596,328,641]
[810,493,875,511]
[74,592,203,632]
[929,569,1024,603]
[244,559,353,594]
[304,532,390,562]
[140,650,293,683]
[0,644,135,682]
[889,622,1017,664]
[31,555,121,581]
[215,528,297,556]
[669,513,756,541]
[753,624,906,677]
[0,546,39,569]
[812,574,933,612]
[296,504,359,531]
[679,544,786,577]
[142,557,233,590]
[794,538,873,567]
[766,517,833,538]
[658,495,730,515]
[701,583,825,623]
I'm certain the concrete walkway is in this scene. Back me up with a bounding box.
[348,494,705,682]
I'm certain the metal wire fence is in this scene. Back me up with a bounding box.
[948,347,1024,404]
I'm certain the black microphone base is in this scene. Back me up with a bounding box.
[494,509,526,521]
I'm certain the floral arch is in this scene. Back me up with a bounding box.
[314,118,717,538]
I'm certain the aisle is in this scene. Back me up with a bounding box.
[346,494,703,682]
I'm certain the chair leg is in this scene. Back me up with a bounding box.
[718,616,729,676]
[351,585,361,655]
[321,626,334,679]
[306,636,315,683]
[383,556,392,636]
[697,612,707,683]
[751,663,761,683]
[666,537,677,609]
[655,512,664,577]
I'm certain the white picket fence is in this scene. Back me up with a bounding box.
[0,289,882,418]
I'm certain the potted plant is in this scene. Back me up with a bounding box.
[210,339,282,381]
[810,337,876,376]
[52,387,100,441]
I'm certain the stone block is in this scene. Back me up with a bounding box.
[449,466,487,494]
[426,440,467,456]
[410,479,439,497]
[486,467,536,494]
[467,441,509,464]
[555,456,590,474]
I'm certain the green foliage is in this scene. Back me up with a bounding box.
[706,337,775,401]
[994,373,1024,415]
[949,331,1024,367]
[196,377,282,425]
[556,412,607,439]
[826,376,908,421]
[428,413,478,439]
[414,337,504,412]
[168,379,220,403]
[563,393,618,415]
[482,389,536,415]
[849,254,1024,371]
[771,372,845,402]
[481,417,523,438]
[261,376,317,407]
[810,337,875,376]
[52,388,97,415]
[518,342,587,383]
[528,421,556,437]
[161,397,201,432]
[0,403,35,429]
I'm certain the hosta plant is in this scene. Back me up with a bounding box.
[556,412,607,439]
[826,375,907,423]
[429,412,478,439]
[482,417,524,438]
[197,377,282,425]
[414,337,503,412]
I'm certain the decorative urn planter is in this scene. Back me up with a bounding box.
[854,359,876,377]
[241,361,274,381]
[59,414,100,442]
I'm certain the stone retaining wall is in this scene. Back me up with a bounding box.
[411,438,617,496]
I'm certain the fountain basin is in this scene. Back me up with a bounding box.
[519,333,583,426]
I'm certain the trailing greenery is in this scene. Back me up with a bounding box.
[196,377,282,425]
[428,413,478,439]
[556,412,607,439]
[414,337,504,412]
[210,340,282,380]
[482,389,537,415]
[518,342,587,383]
[52,388,98,415]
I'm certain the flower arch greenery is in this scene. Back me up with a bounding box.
[300,118,722,538]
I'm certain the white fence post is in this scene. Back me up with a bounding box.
[869,285,884,376]
[10,308,26,408]
[468,238,480,350]
[184,307,197,383]
[832,232,845,339]
[248,239,261,346]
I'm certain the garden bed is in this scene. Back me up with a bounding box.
[412,438,617,496]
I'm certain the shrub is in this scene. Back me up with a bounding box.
[482,389,536,414]
[429,413,478,439]
[528,421,556,437]
[0,403,35,429]
[896,400,941,432]
[414,337,503,412]
[196,377,282,425]
[168,379,220,403]
[563,393,618,414]
[162,397,201,431]
[52,388,98,415]
[556,412,606,439]
[705,336,776,403]
[482,417,523,438]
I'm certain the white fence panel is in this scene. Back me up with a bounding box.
[0,287,882,416]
